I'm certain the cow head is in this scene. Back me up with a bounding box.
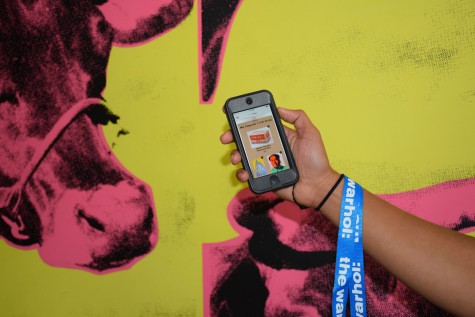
[0,0,192,273]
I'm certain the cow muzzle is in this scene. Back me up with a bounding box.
[37,180,157,272]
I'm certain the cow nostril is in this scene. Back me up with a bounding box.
[77,208,105,232]
[0,92,19,106]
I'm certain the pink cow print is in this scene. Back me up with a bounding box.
[0,0,244,274]
[0,0,194,273]
[204,178,475,316]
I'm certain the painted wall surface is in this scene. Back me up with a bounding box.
[1,0,475,316]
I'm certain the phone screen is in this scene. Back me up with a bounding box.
[233,104,289,178]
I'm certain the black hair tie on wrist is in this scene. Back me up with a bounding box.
[315,174,345,211]
[292,174,345,211]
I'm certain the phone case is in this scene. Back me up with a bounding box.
[225,90,299,194]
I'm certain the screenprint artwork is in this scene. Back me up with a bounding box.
[0,0,194,273]
[204,179,475,316]
[0,0,242,274]
[2,0,473,315]
[202,3,475,315]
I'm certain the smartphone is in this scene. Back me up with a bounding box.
[225,90,299,194]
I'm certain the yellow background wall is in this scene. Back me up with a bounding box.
[1,1,474,316]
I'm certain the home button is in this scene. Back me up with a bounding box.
[270,175,280,186]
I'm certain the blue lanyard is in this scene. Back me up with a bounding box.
[332,176,367,317]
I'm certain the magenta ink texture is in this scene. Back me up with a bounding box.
[0,0,194,274]
[204,180,475,316]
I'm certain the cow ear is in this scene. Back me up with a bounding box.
[1,214,30,241]
[97,0,193,45]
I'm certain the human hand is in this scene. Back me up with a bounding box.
[220,108,340,208]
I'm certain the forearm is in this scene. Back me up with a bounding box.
[320,178,475,317]
[220,106,475,315]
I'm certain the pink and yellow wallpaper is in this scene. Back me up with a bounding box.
[1,0,474,316]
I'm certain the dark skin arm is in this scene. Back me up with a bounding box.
[221,107,475,317]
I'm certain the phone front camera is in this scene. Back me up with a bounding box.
[246,97,253,105]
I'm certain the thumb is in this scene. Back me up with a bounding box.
[278,108,315,135]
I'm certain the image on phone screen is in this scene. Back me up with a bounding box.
[233,104,289,178]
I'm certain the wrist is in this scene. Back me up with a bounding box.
[309,169,341,208]
[292,169,341,208]
[318,174,345,226]
[315,173,345,211]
